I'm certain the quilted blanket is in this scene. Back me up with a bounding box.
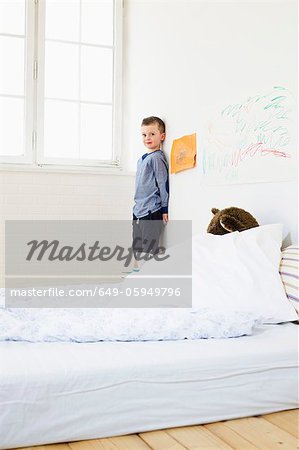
[0,289,260,342]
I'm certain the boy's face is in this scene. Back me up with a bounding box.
[141,123,165,151]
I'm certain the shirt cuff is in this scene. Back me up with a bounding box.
[161,206,168,214]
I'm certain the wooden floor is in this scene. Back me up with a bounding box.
[17,409,298,450]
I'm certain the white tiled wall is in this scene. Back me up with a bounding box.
[0,170,135,286]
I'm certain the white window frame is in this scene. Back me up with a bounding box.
[0,0,123,172]
[0,0,35,164]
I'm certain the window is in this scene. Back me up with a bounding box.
[0,0,122,169]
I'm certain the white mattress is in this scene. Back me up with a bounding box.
[0,322,298,449]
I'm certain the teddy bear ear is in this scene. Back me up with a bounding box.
[211,208,219,215]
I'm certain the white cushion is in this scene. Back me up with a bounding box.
[131,224,297,323]
[192,224,298,323]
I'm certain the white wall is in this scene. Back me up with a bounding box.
[122,0,298,244]
[0,0,297,287]
[0,171,134,285]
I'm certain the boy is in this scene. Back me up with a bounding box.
[132,116,169,265]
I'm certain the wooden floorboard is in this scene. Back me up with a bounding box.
[222,415,298,449]
[166,425,234,449]
[96,435,151,450]
[139,430,187,450]
[15,409,299,450]
[263,409,299,437]
[205,421,259,449]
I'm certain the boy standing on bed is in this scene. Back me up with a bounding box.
[132,116,169,269]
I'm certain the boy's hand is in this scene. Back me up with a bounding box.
[162,213,169,224]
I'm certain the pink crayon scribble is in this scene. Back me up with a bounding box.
[232,142,291,167]
[260,147,290,158]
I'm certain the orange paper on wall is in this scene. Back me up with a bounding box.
[170,133,196,174]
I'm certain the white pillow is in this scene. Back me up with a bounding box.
[133,223,297,323]
[192,224,298,323]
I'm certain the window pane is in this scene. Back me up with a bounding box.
[81,46,113,103]
[45,41,79,100]
[80,103,112,160]
[44,100,79,158]
[0,0,25,35]
[45,0,80,42]
[81,0,113,46]
[0,96,24,156]
[0,36,25,95]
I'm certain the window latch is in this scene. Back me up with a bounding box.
[33,60,38,80]
[32,130,37,151]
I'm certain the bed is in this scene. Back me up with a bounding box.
[0,224,298,449]
[0,322,298,449]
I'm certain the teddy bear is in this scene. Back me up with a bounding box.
[207,207,259,235]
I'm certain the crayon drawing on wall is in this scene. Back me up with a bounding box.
[201,87,297,184]
[171,133,196,174]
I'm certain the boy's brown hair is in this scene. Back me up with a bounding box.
[141,116,165,134]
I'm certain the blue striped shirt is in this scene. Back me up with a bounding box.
[133,150,169,219]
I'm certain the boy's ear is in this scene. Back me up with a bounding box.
[161,133,166,142]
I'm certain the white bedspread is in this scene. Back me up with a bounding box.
[0,289,260,342]
[0,323,297,449]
